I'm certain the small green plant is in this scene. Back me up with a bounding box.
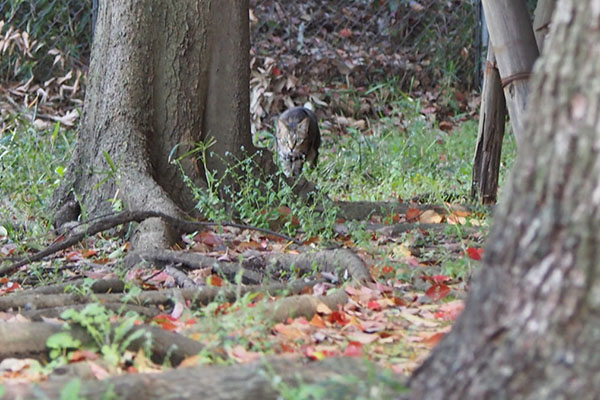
[0,118,76,240]
[172,141,339,240]
[47,303,149,367]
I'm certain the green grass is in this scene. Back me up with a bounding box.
[311,85,517,203]
[0,115,76,239]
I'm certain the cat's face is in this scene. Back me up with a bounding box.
[276,117,310,177]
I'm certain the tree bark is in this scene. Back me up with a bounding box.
[533,0,556,51]
[481,0,539,144]
[471,42,507,204]
[410,0,600,398]
[52,0,252,250]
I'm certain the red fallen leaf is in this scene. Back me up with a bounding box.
[367,300,381,311]
[426,284,451,301]
[422,332,446,346]
[382,265,394,274]
[151,314,179,331]
[196,231,222,247]
[280,343,296,353]
[392,213,401,223]
[328,310,350,326]
[406,207,421,222]
[466,247,484,260]
[339,28,353,38]
[272,66,281,76]
[344,342,363,357]
[0,277,7,284]
[82,249,98,258]
[214,302,231,315]
[207,275,224,287]
[392,296,407,306]
[1,281,21,294]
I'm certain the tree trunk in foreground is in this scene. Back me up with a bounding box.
[53,0,251,250]
[481,0,538,144]
[411,0,600,398]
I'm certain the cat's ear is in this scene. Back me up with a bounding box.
[276,119,289,139]
[297,117,310,136]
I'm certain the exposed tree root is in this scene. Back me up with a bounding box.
[247,289,348,324]
[0,210,301,276]
[3,356,395,400]
[14,278,125,296]
[0,282,318,313]
[20,302,160,320]
[140,247,372,284]
[0,321,205,366]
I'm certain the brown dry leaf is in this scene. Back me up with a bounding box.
[447,214,467,225]
[346,331,379,344]
[419,210,442,224]
[273,322,309,340]
[398,311,438,328]
[405,207,421,222]
[316,302,333,315]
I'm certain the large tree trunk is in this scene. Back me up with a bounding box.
[52,0,251,250]
[410,0,600,397]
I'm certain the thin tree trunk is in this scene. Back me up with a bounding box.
[481,0,539,144]
[471,43,506,204]
[410,0,600,397]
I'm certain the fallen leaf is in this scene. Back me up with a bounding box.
[406,208,421,222]
[466,247,483,260]
[419,210,443,224]
[343,342,363,357]
[426,284,451,301]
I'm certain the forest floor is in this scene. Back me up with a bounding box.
[0,3,516,398]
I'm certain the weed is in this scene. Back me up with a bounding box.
[0,117,75,240]
[173,142,339,240]
[47,303,149,367]
[311,83,517,203]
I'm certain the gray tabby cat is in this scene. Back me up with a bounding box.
[276,107,321,178]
